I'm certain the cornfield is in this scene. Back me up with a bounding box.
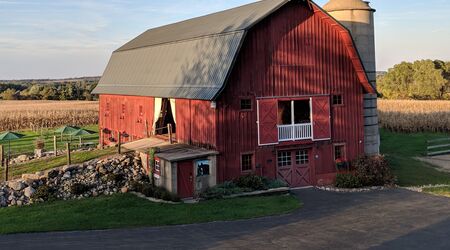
[378,100,450,133]
[0,101,98,132]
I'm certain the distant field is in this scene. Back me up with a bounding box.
[0,101,98,132]
[378,100,450,133]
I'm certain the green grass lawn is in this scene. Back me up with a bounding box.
[0,147,117,181]
[380,129,450,186]
[0,125,99,157]
[422,186,450,198]
[0,193,301,234]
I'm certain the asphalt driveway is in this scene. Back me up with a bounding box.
[0,188,449,250]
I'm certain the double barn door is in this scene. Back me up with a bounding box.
[277,149,312,187]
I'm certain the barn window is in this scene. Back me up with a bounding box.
[196,160,210,176]
[240,99,252,111]
[296,150,309,165]
[277,151,292,167]
[334,144,346,161]
[333,95,343,106]
[241,154,253,172]
[139,105,144,116]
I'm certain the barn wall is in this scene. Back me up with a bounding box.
[99,95,155,145]
[99,95,217,148]
[216,2,365,183]
[176,99,217,149]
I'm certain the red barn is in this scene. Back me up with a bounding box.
[93,0,376,197]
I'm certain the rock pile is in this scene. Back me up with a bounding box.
[0,153,147,208]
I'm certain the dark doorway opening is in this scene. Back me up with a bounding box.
[155,98,176,135]
[278,100,311,125]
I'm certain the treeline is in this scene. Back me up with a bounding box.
[378,60,450,100]
[0,80,98,101]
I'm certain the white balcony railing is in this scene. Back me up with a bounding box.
[278,123,312,142]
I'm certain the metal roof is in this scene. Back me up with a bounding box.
[93,0,374,99]
[93,0,289,100]
[116,0,288,52]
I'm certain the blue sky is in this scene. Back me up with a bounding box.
[0,0,449,79]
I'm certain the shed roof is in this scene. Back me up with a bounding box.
[93,0,374,99]
[122,137,218,162]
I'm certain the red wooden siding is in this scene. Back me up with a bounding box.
[216,2,365,183]
[176,99,217,149]
[100,96,217,148]
[99,95,154,144]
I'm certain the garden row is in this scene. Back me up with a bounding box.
[335,155,396,189]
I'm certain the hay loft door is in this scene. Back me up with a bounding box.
[312,96,331,141]
[257,99,279,146]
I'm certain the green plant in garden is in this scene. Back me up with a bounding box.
[353,155,396,187]
[335,173,363,188]
[201,175,287,200]
[235,175,265,190]
[31,185,56,202]
[148,147,156,186]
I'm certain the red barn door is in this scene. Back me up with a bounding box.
[257,99,279,146]
[312,96,331,141]
[177,161,194,198]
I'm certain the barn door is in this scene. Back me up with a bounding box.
[177,161,194,198]
[312,96,331,141]
[257,99,278,146]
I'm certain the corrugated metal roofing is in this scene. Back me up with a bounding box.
[93,0,289,100]
[116,0,288,52]
[94,32,244,100]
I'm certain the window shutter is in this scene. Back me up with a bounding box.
[312,96,331,141]
[257,99,278,145]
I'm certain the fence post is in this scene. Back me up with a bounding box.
[168,124,173,144]
[118,133,122,154]
[1,145,8,182]
[0,145,3,181]
[66,143,71,166]
[53,136,58,156]
[100,129,104,149]
[0,145,3,168]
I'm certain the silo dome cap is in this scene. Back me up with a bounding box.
[323,0,375,12]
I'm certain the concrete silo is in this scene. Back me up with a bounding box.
[323,0,380,155]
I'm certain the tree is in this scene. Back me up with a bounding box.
[378,59,450,100]
[378,62,414,99]
[0,88,17,100]
[410,60,447,99]
[41,86,57,100]
[23,84,43,99]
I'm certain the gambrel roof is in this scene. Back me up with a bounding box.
[93,0,374,100]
